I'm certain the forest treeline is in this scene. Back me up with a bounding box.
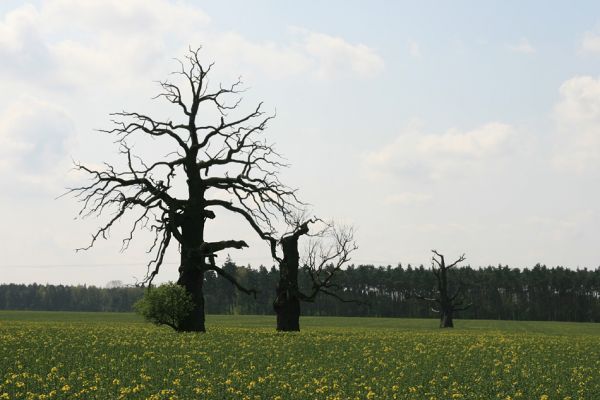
[1,261,599,322]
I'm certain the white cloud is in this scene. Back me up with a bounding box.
[555,76,600,124]
[0,97,75,176]
[299,29,384,79]
[42,0,211,90]
[506,38,535,54]
[0,1,384,94]
[42,0,211,34]
[408,39,421,58]
[207,32,313,80]
[580,31,600,53]
[209,28,384,80]
[365,122,515,180]
[553,76,600,171]
[526,210,596,242]
[384,192,431,205]
[0,5,56,83]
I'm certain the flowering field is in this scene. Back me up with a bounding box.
[0,312,599,399]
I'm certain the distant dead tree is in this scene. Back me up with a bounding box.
[271,218,358,331]
[66,48,299,332]
[417,250,471,328]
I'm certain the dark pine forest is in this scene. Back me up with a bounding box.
[1,259,599,322]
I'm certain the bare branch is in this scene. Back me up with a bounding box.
[415,294,441,304]
[447,254,466,269]
[205,199,279,261]
[301,222,358,302]
[453,303,473,312]
[193,240,249,256]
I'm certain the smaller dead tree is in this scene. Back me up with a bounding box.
[272,219,357,331]
[417,250,471,328]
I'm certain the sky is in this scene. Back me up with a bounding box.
[0,1,599,286]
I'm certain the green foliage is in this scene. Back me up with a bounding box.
[133,282,194,331]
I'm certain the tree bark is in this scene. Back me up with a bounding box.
[177,254,206,332]
[273,231,303,331]
[274,285,300,331]
[440,306,454,328]
[176,202,207,332]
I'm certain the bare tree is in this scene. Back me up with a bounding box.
[66,48,299,332]
[272,219,358,331]
[417,250,471,328]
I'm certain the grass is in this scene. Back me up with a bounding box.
[1,311,599,335]
[0,311,599,399]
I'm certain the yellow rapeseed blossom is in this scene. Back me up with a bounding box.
[0,316,598,399]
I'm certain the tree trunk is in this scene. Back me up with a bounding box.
[176,197,207,332]
[274,286,300,331]
[439,306,454,328]
[177,258,206,332]
[273,233,303,331]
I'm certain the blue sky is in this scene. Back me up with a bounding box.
[0,1,599,285]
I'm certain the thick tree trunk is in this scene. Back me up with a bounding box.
[274,286,300,331]
[177,191,206,332]
[273,231,304,332]
[273,259,301,331]
[177,202,207,332]
[437,253,455,328]
[177,256,206,332]
[439,306,454,328]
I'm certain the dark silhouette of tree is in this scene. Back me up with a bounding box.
[272,219,357,331]
[66,48,299,332]
[417,250,471,328]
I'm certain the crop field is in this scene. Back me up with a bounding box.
[0,312,599,399]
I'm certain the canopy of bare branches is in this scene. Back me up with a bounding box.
[66,48,301,286]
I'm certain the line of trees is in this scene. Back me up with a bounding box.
[0,284,141,312]
[2,261,599,322]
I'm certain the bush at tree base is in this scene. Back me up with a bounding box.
[134,282,194,331]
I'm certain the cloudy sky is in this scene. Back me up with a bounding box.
[1,1,599,286]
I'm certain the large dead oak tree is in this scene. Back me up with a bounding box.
[417,250,472,328]
[68,48,299,332]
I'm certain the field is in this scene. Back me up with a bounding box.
[1,312,599,399]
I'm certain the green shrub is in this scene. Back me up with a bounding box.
[134,282,194,331]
